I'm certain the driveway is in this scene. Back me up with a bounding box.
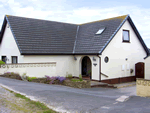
[0,77,149,113]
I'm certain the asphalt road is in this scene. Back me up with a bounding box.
[0,77,150,113]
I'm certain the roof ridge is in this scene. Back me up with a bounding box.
[79,14,128,25]
[6,15,77,26]
[6,14,128,26]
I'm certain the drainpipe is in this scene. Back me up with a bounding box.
[97,55,101,82]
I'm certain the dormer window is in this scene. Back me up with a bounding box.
[95,28,105,35]
[123,30,130,42]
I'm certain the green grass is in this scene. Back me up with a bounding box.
[14,93,54,111]
[66,74,73,79]
[0,60,5,65]
[27,77,37,82]
[4,88,57,113]
[71,78,83,82]
[15,93,30,101]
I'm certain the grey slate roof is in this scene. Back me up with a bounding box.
[0,15,149,55]
[5,15,78,54]
[75,16,125,53]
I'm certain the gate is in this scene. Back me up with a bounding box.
[135,62,144,78]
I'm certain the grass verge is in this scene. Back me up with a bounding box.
[3,87,57,113]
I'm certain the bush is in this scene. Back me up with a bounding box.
[3,72,22,80]
[79,74,82,81]
[0,60,5,65]
[27,77,37,82]
[71,79,81,82]
[66,74,73,79]
[88,70,91,74]
[45,75,66,84]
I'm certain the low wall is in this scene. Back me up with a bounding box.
[136,78,150,97]
[0,62,56,77]
[101,76,136,84]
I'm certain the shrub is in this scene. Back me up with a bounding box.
[0,60,5,65]
[3,72,22,80]
[58,77,66,83]
[45,75,66,84]
[21,73,27,81]
[79,74,82,81]
[27,77,37,82]
[88,70,91,74]
[66,74,72,79]
[11,72,14,75]
[71,79,81,82]
[45,75,51,80]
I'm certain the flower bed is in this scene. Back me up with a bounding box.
[0,72,22,80]
[62,79,91,88]
[0,73,91,88]
[30,78,47,83]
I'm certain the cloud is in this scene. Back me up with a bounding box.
[0,0,150,47]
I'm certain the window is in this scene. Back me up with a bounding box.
[2,56,6,63]
[123,30,130,42]
[104,56,109,63]
[12,56,18,64]
[95,28,105,35]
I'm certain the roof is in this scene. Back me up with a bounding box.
[0,15,149,56]
[74,15,127,54]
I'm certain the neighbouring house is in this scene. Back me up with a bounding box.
[0,14,149,84]
[144,49,150,80]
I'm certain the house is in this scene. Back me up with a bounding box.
[0,14,149,84]
[144,49,150,80]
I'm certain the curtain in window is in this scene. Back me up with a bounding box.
[12,57,17,64]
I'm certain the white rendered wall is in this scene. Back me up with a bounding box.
[0,63,56,77]
[145,57,150,80]
[73,55,100,80]
[24,55,75,77]
[24,55,100,80]
[100,20,146,80]
[0,23,24,63]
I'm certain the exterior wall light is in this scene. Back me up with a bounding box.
[93,57,96,61]
[74,56,77,60]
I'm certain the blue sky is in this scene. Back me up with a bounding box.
[0,0,150,48]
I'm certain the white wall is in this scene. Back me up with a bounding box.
[100,20,146,80]
[0,23,24,63]
[24,55,75,77]
[24,55,100,80]
[145,57,150,80]
[0,63,56,77]
[73,55,100,80]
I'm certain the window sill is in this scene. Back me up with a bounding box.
[122,41,130,43]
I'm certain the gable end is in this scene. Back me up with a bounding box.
[99,15,149,57]
[0,16,22,54]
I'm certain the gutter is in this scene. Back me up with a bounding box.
[97,55,101,81]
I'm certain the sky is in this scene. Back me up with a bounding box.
[0,0,150,48]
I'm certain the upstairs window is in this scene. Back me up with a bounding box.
[95,28,105,35]
[123,30,130,42]
[12,56,18,64]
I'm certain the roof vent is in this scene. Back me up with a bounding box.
[95,28,105,35]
